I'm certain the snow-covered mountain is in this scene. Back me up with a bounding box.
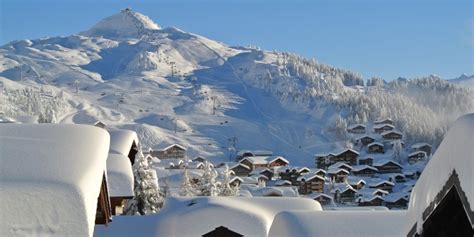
[448,73,474,88]
[1,9,473,166]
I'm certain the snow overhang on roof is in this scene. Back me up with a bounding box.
[109,129,139,156]
[0,124,110,237]
[368,142,384,147]
[107,153,134,197]
[348,124,366,130]
[405,113,474,235]
[411,143,432,149]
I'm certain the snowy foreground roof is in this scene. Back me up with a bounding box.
[107,153,134,197]
[95,197,321,237]
[0,124,110,237]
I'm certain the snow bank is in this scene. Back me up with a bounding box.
[95,196,321,237]
[405,113,474,234]
[269,210,407,237]
[107,153,134,197]
[0,124,110,237]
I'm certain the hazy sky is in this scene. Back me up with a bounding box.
[1,0,472,80]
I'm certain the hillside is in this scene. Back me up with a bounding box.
[0,9,473,166]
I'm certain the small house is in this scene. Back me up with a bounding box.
[411,143,432,156]
[297,173,325,194]
[347,176,367,190]
[373,159,402,173]
[367,142,385,154]
[374,123,395,133]
[369,180,395,192]
[351,165,378,177]
[308,192,333,206]
[332,184,357,203]
[192,156,207,163]
[358,156,374,166]
[381,130,403,140]
[408,151,427,164]
[357,195,385,206]
[328,162,353,172]
[328,168,350,183]
[153,144,187,160]
[240,156,289,171]
[230,163,251,177]
[356,135,376,146]
[347,124,366,134]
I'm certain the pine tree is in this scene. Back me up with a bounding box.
[198,162,220,196]
[219,165,239,196]
[125,146,164,215]
[179,168,195,196]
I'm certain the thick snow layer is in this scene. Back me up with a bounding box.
[95,196,321,237]
[107,153,134,197]
[109,129,139,157]
[405,113,474,234]
[269,210,407,237]
[0,124,110,237]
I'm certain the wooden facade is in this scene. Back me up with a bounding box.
[298,175,325,194]
[368,143,384,154]
[374,161,402,173]
[374,124,394,133]
[358,196,385,206]
[155,144,186,160]
[358,157,374,166]
[352,167,378,177]
[381,131,403,140]
[335,188,357,203]
[358,136,375,146]
[231,164,251,177]
[347,124,366,134]
[370,181,394,192]
[316,149,358,169]
[408,151,427,164]
[95,172,112,225]
[374,118,394,125]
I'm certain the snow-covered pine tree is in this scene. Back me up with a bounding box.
[125,147,164,215]
[179,168,196,196]
[198,162,220,196]
[219,165,239,196]
[392,140,404,164]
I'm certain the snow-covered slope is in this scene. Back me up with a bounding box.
[1,9,473,166]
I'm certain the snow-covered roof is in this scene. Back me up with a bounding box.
[240,155,289,165]
[381,130,402,136]
[109,129,139,156]
[405,113,474,235]
[155,143,187,151]
[351,165,378,172]
[107,153,134,197]
[373,123,395,129]
[346,176,367,185]
[305,192,333,201]
[95,196,320,237]
[411,142,432,149]
[356,194,384,203]
[408,150,427,157]
[315,148,359,157]
[0,124,110,237]
[240,185,299,197]
[348,123,366,129]
[269,210,407,237]
[327,167,350,175]
[328,162,352,170]
[355,134,376,140]
[367,141,384,147]
[373,159,402,168]
[331,183,357,194]
[230,162,250,170]
[296,173,325,182]
[368,179,395,188]
[374,118,394,124]
[275,179,292,186]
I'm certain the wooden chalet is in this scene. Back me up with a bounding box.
[373,160,402,173]
[352,165,378,177]
[333,185,357,203]
[278,167,310,185]
[297,173,325,194]
[374,123,395,133]
[308,193,333,206]
[356,135,376,146]
[367,142,385,154]
[347,177,367,190]
[381,130,403,140]
[347,124,366,134]
[328,168,350,183]
[202,226,243,237]
[369,180,395,192]
[251,168,274,180]
[357,195,385,206]
[192,156,207,163]
[408,150,427,164]
[411,143,432,156]
[240,156,289,171]
[230,163,251,177]
[315,149,359,169]
[153,144,186,160]
[358,156,374,166]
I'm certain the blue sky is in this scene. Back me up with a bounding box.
[1,0,472,80]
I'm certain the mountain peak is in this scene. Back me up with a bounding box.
[80,8,161,39]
